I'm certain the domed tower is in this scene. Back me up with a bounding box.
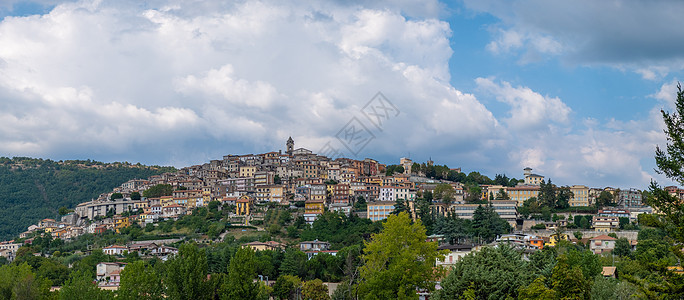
[286,137,294,155]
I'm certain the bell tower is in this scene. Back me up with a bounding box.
[286,137,294,155]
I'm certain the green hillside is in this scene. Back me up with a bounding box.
[0,157,176,240]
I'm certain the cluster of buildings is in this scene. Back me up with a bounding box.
[0,138,658,263]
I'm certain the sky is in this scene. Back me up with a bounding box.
[0,0,683,189]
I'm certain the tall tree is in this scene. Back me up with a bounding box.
[538,179,555,208]
[629,83,684,297]
[555,186,573,209]
[118,260,164,300]
[358,212,446,299]
[164,243,211,300]
[301,279,330,300]
[59,270,113,300]
[224,247,259,300]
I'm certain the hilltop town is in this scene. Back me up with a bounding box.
[0,138,677,298]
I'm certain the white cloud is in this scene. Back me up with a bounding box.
[475,77,571,131]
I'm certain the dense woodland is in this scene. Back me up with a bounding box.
[0,157,175,240]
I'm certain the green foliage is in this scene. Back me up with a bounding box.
[434,183,455,203]
[0,158,173,240]
[435,244,533,300]
[531,223,546,230]
[358,212,446,300]
[130,191,141,200]
[613,238,632,257]
[0,263,52,300]
[472,203,512,242]
[517,276,556,300]
[273,275,301,300]
[280,248,308,278]
[110,192,123,200]
[59,270,113,300]
[302,279,330,300]
[299,211,381,249]
[118,260,164,300]
[142,184,174,198]
[165,243,211,299]
[224,247,259,300]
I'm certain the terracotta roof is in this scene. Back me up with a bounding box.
[591,235,617,241]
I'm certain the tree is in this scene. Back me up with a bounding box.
[110,192,123,200]
[538,179,555,208]
[165,243,211,299]
[58,206,69,216]
[555,186,573,209]
[142,184,173,198]
[550,262,590,300]
[130,191,141,200]
[435,244,534,300]
[0,263,51,300]
[434,183,455,204]
[472,203,512,242]
[613,238,632,257]
[280,248,308,278]
[495,188,509,200]
[573,231,583,241]
[118,260,164,300]
[59,270,113,300]
[302,279,330,300]
[273,275,301,300]
[358,212,446,299]
[518,276,556,300]
[595,191,614,208]
[224,247,259,300]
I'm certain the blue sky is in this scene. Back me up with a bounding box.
[0,0,682,189]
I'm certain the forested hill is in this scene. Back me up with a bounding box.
[0,157,176,240]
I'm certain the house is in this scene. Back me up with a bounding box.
[592,216,619,232]
[162,204,187,218]
[128,242,158,254]
[436,244,476,266]
[366,201,395,222]
[589,235,617,254]
[236,195,254,216]
[96,262,126,287]
[303,199,325,224]
[103,245,128,256]
[300,239,330,252]
[523,168,544,185]
[242,241,286,252]
[602,266,617,278]
[38,219,57,228]
[151,245,178,256]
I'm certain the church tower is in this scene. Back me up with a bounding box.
[286,137,294,155]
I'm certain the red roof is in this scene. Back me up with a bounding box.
[590,235,617,241]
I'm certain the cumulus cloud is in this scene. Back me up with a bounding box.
[465,0,684,77]
[475,77,570,131]
[0,0,494,167]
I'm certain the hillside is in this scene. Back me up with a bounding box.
[0,157,176,240]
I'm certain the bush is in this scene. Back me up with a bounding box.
[531,223,546,230]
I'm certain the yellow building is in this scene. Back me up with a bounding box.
[160,196,174,207]
[114,217,130,233]
[236,195,254,215]
[523,167,544,185]
[304,199,325,224]
[570,185,590,207]
[239,166,257,178]
[507,185,540,206]
[545,233,570,247]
